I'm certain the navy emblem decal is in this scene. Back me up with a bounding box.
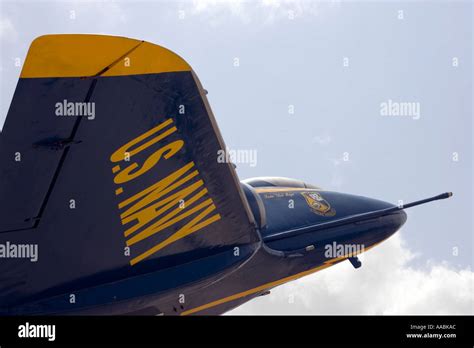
[301,191,336,217]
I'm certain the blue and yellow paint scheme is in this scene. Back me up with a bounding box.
[0,35,451,315]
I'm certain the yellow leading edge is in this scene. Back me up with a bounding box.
[20,34,191,78]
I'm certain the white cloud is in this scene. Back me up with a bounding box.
[312,134,332,145]
[183,0,251,26]
[228,233,473,315]
[0,17,18,42]
[68,1,128,28]
[182,0,337,26]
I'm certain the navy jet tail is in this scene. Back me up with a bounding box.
[0,35,260,314]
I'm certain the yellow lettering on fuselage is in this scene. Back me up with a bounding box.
[110,118,221,266]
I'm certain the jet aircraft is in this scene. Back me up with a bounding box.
[0,35,452,315]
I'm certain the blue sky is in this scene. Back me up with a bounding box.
[0,0,472,314]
